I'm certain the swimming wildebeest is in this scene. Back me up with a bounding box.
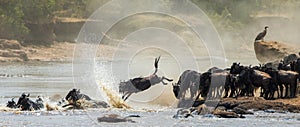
[62,88,109,109]
[119,56,173,101]
[65,88,92,102]
[6,98,17,108]
[7,93,44,111]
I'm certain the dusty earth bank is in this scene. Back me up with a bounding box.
[0,39,116,62]
[219,96,300,113]
[254,41,300,63]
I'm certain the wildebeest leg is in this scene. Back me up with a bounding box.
[162,76,173,82]
[62,103,73,108]
[224,85,229,98]
[291,80,297,98]
[260,87,264,97]
[263,88,269,99]
[284,84,289,98]
[276,89,280,99]
[279,84,284,98]
[229,83,236,98]
[122,92,130,100]
[124,93,132,101]
[161,80,168,85]
[194,90,202,101]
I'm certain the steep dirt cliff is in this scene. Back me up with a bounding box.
[254,41,300,63]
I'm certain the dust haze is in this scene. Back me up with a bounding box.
[88,0,300,106]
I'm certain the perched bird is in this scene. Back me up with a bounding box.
[255,26,269,42]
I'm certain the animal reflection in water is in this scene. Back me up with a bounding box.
[119,56,173,101]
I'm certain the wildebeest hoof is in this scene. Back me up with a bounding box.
[97,114,136,123]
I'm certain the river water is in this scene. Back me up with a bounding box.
[1,61,300,127]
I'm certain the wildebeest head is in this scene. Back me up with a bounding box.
[65,88,80,103]
[230,62,239,74]
[172,83,180,99]
[6,98,17,108]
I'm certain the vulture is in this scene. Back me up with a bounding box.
[255,26,268,42]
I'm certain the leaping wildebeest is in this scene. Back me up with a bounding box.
[119,56,173,101]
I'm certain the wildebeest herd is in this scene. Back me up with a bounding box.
[119,54,300,107]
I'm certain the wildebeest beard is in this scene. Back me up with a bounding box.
[119,56,173,101]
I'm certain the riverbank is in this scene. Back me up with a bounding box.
[0,39,116,62]
[219,96,300,113]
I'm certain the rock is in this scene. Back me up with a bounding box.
[0,39,22,50]
[89,100,110,108]
[97,114,136,123]
[254,41,300,63]
[192,100,206,107]
[202,114,215,118]
[195,104,216,115]
[0,39,28,62]
[232,107,254,115]
[0,50,28,61]
[219,97,300,113]
[46,103,58,111]
[264,109,276,113]
[173,108,194,119]
[213,109,244,118]
[49,94,63,102]
[218,102,239,109]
